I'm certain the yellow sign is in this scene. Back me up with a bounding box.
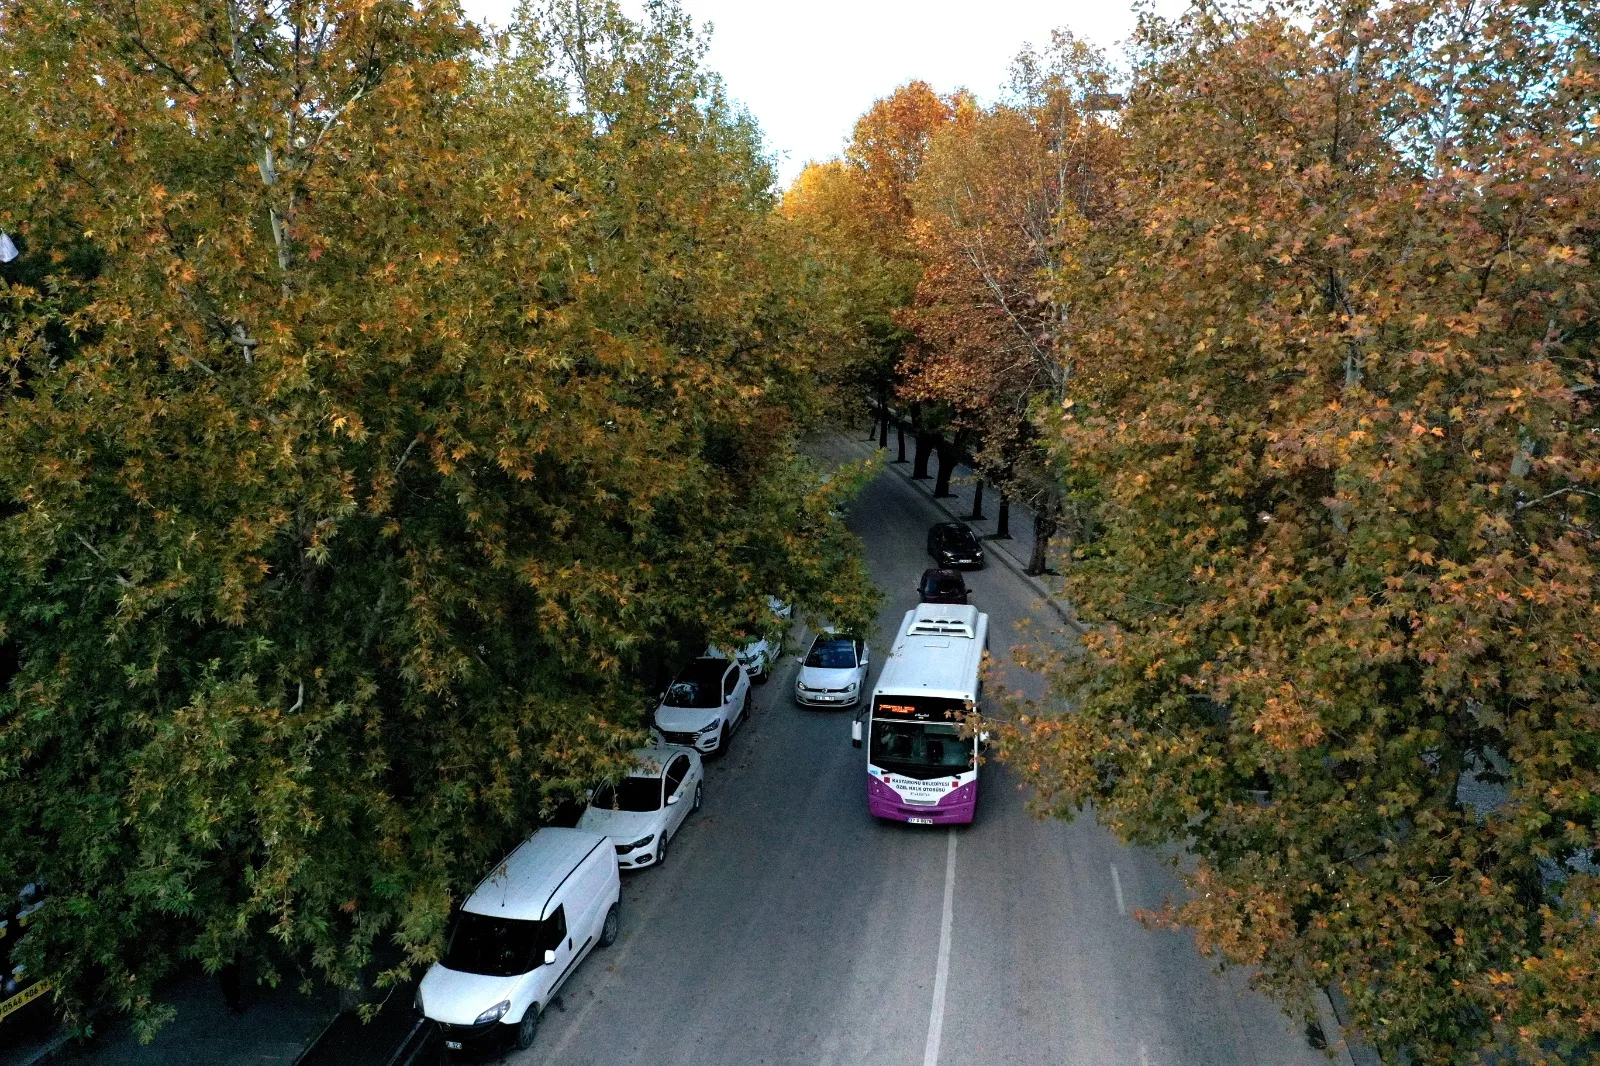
[0,980,50,1024]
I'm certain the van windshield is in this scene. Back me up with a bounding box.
[442,911,558,977]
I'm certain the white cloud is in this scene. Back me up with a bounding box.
[458,1,1177,187]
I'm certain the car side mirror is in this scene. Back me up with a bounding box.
[851,720,863,748]
[795,655,804,665]
[543,949,557,965]
[666,792,680,805]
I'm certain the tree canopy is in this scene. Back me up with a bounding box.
[1006,0,1600,1061]
[0,0,875,1034]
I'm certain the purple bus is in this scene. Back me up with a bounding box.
[852,604,988,824]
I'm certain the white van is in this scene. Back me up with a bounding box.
[420,828,621,1056]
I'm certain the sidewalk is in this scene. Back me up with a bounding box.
[46,973,339,1066]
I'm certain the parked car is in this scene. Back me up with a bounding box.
[420,828,620,1057]
[704,598,792,683]
[918,568,969,604]
[578,746,704,871]
[794,631,869,709]
[0,884,49,1036]
[653,656,751,755]
[927,522,985,569]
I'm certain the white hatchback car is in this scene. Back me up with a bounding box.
[653,656,751,755]
[578,746,704,870]
[794,632,869,708]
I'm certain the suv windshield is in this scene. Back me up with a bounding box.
[663,660,727,708]
[591,775,662,812]
[441,911,556,977]
[870,721,972,780]
[805,639,857,669]
[921,572,964,598]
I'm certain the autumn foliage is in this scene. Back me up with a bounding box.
[1003,0,1600,1062]
[0,0,874,1031]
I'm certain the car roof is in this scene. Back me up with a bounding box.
[628,746,689,777]
[922,568,965,582]
[677,657,733,684]
[463,828,608,922]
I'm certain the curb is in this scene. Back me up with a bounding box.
[4,1031,71,1066]
[840,434,1086,635]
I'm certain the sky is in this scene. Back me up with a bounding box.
[456,0,1174,188]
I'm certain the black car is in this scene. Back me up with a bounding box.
[919,568,969,604]
[926,522,985,570]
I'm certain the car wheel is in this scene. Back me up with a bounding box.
[515,1006,541,1051]
[713,722,728,755]
[692,782,703,812]
[754,666,769,685]
[600,903,620,947]
[655,835,668,867]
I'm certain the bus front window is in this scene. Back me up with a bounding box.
[870,720,973,779]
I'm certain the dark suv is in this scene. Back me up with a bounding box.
[919,568,969,604]
[926,522,985,570]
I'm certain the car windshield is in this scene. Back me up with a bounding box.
[590,775,662,812]
[663,660,727,708]
[870,721,972,778]
[922,573,963,597]
[806,639,857,669]
[441,912,548,977]
[942,527,978,549]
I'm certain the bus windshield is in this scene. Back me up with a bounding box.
[870,720,972,780]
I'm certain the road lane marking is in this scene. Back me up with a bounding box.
[922,830,957,1066]
[1111,863,1126,916]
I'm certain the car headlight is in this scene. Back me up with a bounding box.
[845,682,857,692]
[414,988,424,1013]
[475,1000,510,1026]
[697,721,721,736]
[618,835,655,852]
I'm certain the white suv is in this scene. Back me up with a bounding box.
[653,656,751,755]
[419,828,620,1057]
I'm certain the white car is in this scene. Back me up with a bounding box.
[420,828,619,1056]
[710,598,793,682]
[653,656,751,755]
[578,746,704,870]
[794,631,869,708]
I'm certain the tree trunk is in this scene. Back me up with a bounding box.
[878,398,890,448]
[894,421,907,463]
[912,420,934,480]
[933,437,959,498]
[969,478,985,520]
[1026,507,1058,576]
[996,493,1011,539]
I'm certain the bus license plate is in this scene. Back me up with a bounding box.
[908,817,933,825]
[445,1041,463,1050]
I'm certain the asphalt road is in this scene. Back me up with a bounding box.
[523,446,1332,1066]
